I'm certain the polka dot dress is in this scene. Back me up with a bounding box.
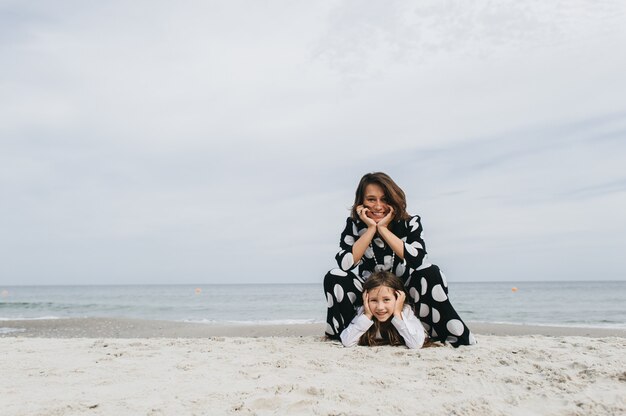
[323,215,476,347]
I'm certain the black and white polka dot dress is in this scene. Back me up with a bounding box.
[323,215,476,347]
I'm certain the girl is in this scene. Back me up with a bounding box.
[340,271,425,349]
[324,172,476,347]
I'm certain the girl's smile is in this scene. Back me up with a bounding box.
[367,286,396,322]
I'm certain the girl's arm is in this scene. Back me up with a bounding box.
[340,313,373,347]
[391,305,426,349]
[340,301,373,347]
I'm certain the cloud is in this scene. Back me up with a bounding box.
[1,1,625,284]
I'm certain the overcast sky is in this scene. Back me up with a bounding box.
[1,0,625,285]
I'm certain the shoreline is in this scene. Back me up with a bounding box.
[2,317,625,338]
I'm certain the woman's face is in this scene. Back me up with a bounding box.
[363,184,391,223]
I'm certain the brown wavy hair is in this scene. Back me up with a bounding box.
[351,172,410,222]
[358,271,414,347]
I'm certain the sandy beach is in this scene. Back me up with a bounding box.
[1,319,625,416]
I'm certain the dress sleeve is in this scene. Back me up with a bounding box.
[391,305,425,349]
[334,217,361,272]
[402,215,427,269]
[340,307,373,347]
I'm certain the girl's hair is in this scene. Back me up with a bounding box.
[358,271,414,347]
[351,172,411,222]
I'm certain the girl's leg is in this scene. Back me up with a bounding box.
[404,265,476,347]
[323,268,364,339]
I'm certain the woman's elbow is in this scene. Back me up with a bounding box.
[336,251,357,272]
[405,255,426,270]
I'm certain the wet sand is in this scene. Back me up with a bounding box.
[1,317,625,338]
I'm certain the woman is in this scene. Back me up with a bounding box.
[323,172,476,347]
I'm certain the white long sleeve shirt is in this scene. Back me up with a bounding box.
[340,305,425,349]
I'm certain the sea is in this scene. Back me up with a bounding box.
[1,281,625,332]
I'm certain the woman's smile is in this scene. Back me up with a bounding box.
[368,211,387,221]
[363,184,390,223]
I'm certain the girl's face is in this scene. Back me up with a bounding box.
[363,184,391,223]
[367,285,396,322]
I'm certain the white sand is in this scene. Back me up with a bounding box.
[1,335,625,415]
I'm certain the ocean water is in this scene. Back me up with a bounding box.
[1,281,625,329]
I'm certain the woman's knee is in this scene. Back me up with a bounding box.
[324,268,357,285]
[409,264,442,281]
[423,264,448,288]
[323,269,363,305]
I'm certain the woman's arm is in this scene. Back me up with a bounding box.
[401,215,427,269]
[376,207,406,261]
[335,211,376,271]
[351,205,377,264]
[379,212,427,269]
[351,226,376,265]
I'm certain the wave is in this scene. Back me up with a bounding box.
[0,301,59,308]
[0,316,62,321]
[0,327,27,334]
[181,318,324,326]
[0,301,103,310]
[469,320,626,329]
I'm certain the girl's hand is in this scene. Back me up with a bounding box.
[394,290,406,319]
[377,206,395,229]
[362,291,373,320]
[356,205,377,228]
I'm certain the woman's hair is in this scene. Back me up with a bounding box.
[351,172,410,222]
[358,271,414,347]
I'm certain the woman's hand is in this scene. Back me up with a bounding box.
[394,290,406,319]
[376,206,395,229]
[362,291,373,320]
[376,206,406,262]
[356,205,377,228]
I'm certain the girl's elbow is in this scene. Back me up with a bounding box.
[340,338,357,348]
[406,341,424,349]
[405,334,426,349]
[339,332,356,347]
